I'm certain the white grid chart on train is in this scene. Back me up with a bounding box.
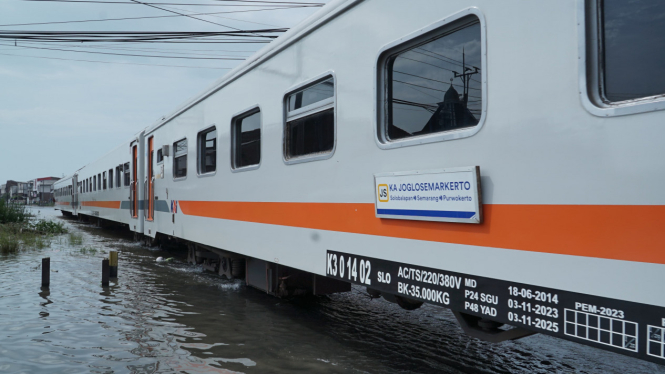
[564,309,638,352]
[647,325,665,359]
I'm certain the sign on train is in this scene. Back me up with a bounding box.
[374,166,482,224]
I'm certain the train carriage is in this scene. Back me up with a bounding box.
[55,135,146,235]
[55,0,665,364]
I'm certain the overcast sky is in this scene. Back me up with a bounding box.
[0,0,327,183]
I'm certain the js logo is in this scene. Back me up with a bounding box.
[378,184,389,202]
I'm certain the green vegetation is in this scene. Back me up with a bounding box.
[68,232,83,245]
[0,234,19,254]
[0,203,68,254]
[21,232,48,250]
[0,199,27,224]
[79,246,98,255]
[0,223,51,253]
[31,219,67,234]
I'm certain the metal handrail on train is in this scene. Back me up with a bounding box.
[150,176,155,219]
[129,180,135,217]
[144,177,148,220]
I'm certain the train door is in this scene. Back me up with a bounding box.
[71,174,78,215]
[131,144,138,218]
[147,136,154,221]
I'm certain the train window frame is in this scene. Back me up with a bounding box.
[196,125,217,177]
[231,105,262,173]
[375,8,487,150]
[156,149,163,164]
[578,0,665,117]
[282,71,336,165]
[173,138,188,181]
[123,162,130,187]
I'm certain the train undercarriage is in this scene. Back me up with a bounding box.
[68,211,536,344]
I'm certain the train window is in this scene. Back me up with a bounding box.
[595,0,665,103]
[103,172,107,190]
[93,176,96,191]
[375,12,486,148]
[381,16,482,142]
[157,149,163,164]
[109,169,113,189]
[123,163,130,186]
[197,127,217,175]
[173,138,187,179]
[284,75,335,162]
[98,173,101,191]
[231,108,261,170]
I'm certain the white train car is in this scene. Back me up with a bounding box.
[55,133,146,235]
[53,174,75,213]
[57,0,665,364]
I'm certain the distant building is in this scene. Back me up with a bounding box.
[4,180,29,203]
[414,84,478,135]
[28,177,59,204]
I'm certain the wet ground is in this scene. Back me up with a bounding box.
[0,207,663,374]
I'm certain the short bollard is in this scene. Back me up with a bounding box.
[109,251,118,278]
[42,258,50,288]
[102,258,110,287]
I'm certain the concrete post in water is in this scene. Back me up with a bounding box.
[102,258,109,287]
[41,257,50,288]
[109,251,118,278]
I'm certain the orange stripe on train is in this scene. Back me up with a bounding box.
[81,201,121,209]
[178,202,665,265]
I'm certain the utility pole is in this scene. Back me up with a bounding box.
[453,48,479,107]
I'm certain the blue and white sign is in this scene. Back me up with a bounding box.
[374,166,482,224]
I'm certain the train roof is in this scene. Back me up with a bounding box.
[144,0,359,135]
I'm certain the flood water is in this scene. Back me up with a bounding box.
[1,207,663,374]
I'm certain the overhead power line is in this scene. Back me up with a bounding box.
[0,51,232,69]
[22,0,323,6]
[394,79,481,100]
[156,3,282,27]
[209,0,323,4]
[13,41,254,56]
[394,70,481,91]
[127,0,263,34]
[0,42,247,59]
[0,7,308,27]
[0,30,286,43]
